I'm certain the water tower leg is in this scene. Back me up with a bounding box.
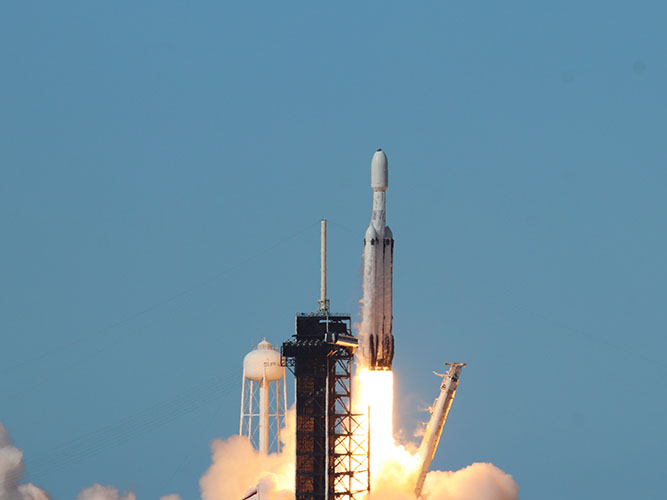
[275,379,281,453]
[259,375,269,454]
[240,368,246,435]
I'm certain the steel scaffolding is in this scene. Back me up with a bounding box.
[283,314,369,500]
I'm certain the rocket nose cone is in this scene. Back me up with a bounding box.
[371,149,388,190]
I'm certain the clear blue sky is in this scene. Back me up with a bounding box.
[1,2,665,499]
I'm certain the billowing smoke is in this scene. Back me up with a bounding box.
[423,464,519,500]
[74,485,180,500]
[0,422,182,500]
[196,400,518,500]
[75,484,135,500]
[2,351,517,500]
[0,423,50,500]
[3,402,518,500]
[367,461,519,500]
[200,409,295,500]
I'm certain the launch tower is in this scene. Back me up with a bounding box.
[282,221,370,500]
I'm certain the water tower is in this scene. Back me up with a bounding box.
[239,338,287,454]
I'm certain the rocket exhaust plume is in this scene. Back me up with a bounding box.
[359,149,395,370]
[352,149,519,500]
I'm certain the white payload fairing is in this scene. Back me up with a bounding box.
[361,149,395,370]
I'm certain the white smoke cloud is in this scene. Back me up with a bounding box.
[74,485,183,500]
[0,422,50,500]
[422,463,519,500]
[199,409,295,500]
[366,461,518,500]
[15,484,50,500]
[0,422,182,500]
[2,388,518,500]
[76,485,136,500]
[195,403,518,500]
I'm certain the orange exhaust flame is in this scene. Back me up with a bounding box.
[354,369,422,497]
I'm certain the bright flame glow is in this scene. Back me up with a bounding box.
[354,368,422,495]
[358,369,393,471]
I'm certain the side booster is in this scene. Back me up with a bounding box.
[362,149,395,370]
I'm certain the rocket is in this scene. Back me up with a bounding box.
[361,149,394,370]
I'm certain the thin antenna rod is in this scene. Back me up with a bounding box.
[318,219,330,313]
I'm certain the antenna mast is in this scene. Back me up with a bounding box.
[318,219,330,313]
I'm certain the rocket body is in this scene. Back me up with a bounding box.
[362,149,394,370]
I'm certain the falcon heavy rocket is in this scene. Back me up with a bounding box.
[361,149,394,370]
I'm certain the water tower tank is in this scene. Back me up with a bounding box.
[243,339,284,381]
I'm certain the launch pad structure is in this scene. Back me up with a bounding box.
[282,221,370,500]
[274,152,465,500]
[282,314,370,500]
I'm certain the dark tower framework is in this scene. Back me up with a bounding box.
[282,313,370,500]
